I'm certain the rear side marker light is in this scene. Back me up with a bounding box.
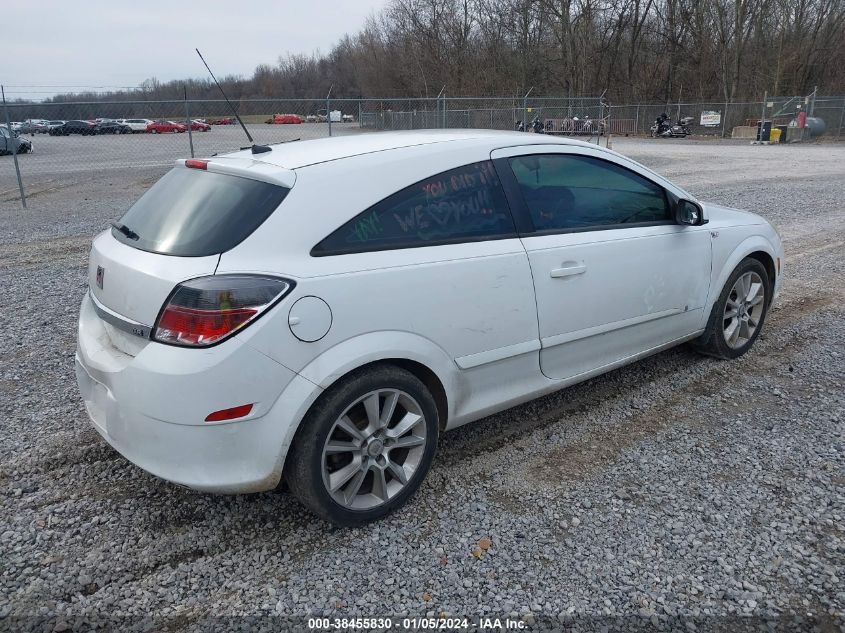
[205,403,253,422]
[154,275,293,347]
[185,159,208,170]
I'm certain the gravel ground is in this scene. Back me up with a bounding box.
[0,138,843,632]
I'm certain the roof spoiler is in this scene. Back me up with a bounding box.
[175,157,296,188]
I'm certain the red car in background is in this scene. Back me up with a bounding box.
[208,117,234,125]
[266,114,303,124]
[186,119,211,132]
[146,120,186,134]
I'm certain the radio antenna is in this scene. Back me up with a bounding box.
[195,48,271,154]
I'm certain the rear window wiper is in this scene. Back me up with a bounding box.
[111,221,139,240]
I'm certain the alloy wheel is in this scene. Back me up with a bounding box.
[723,271,765,348]
[321,389,428,510]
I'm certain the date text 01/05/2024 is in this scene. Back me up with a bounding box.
[307,616,528,630]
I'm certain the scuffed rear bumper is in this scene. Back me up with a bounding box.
[75,293,309,493]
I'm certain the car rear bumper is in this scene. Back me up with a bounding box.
[75,293,310,493]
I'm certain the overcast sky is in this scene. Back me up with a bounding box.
[3,0,387,101]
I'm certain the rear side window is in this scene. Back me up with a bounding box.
[509,154,670,231]
[113,168,289,256]
[312,161,515,255]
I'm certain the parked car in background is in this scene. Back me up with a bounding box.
[208,117,234,125]
[0,125,32,154]
[14,122,39,135]
[116,119,153,133]
[96,121,132,135]
[46,120,66,132]
[19,120,49,134]
[186,119,211,132]
[266,114,303,124]
[76,131,784,525]
[49,120,98,136]
[147,120,186,134]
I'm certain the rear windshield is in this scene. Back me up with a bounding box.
[113,168,289,256]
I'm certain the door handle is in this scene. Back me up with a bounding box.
[550,264,587,278]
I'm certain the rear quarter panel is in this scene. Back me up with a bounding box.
[230,241,540,425]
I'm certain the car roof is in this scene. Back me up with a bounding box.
[220,129,605,170]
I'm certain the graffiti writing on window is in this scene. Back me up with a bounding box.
[343,162,510,244]
[349,210,383,242]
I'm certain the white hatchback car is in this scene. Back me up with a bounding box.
[76,130,783,524]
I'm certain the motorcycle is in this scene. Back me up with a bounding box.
[650,113,693,138]
[515,116,546,134]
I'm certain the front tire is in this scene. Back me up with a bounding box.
[692,257,771,359]
[285,364,439,526]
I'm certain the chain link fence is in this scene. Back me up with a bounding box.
[2,95,843,207]
[357,97,608,133]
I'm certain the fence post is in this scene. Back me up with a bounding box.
[759,91,767,141]
[721,102,728,138]
[1,85,26,209]
[183,85,195,158]
[326,84,333,137]
[838,98,844,140]
[523,87,533,131]
[635,104,639,135]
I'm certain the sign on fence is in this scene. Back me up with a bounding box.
[700,111,721,126]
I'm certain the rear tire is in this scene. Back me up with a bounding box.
[285,364,439,526]
[691,257,771,359]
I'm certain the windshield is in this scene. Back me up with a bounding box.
[113,168,289,257]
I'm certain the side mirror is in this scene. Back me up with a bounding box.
[675,199,706,226]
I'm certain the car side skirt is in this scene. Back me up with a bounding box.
[445,329,706,430]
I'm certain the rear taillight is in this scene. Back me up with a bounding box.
[153,275,292,347]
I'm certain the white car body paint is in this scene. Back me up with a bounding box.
[75,130,785,493]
